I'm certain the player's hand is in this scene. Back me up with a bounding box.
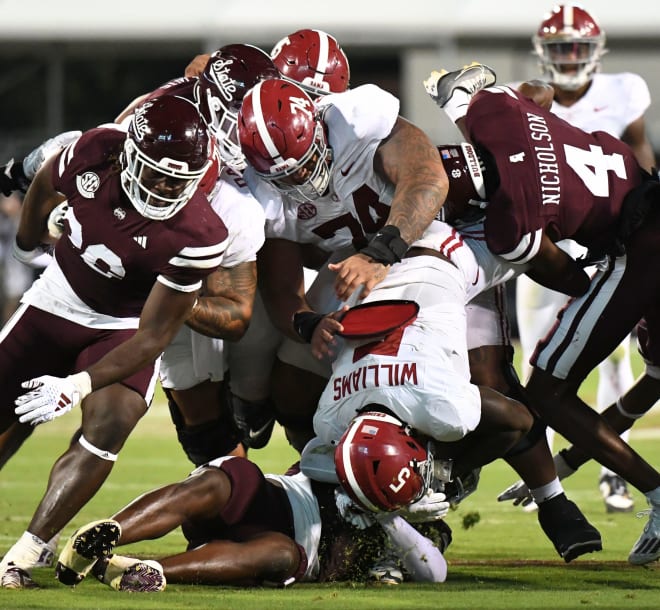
[335,489,375,530]
[15,373,92,426]
[185,53,211,77]
[47,201,69,239]
[329,253,389,301]
[497,479,534,507]
[310,307,348,360]
[395,490,450,523]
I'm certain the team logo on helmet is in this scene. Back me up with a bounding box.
[208,58,239,104]
[76,171,100,199]
[131,100,155,142]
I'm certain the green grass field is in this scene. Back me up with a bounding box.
[1,349,659,609]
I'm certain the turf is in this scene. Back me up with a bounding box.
[1,351,659,608]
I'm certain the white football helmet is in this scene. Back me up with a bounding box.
[532,4,607,91]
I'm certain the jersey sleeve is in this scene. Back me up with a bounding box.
[621,72,652,124]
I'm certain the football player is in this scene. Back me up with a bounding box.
[515,3,656,513]
[53,454,449,590]
[0,96,231,588]
[425,62,660,565]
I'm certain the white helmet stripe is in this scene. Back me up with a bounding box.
[341,419,380,513]
[311,29,329,73]
[564,5,574,29]
[251,81,285,167]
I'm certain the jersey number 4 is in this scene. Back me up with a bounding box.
[564,143,627,197]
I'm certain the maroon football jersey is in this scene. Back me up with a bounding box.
[51,127,228,318]
[465,88,643,261]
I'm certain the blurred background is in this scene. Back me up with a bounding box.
[2,0,660,159]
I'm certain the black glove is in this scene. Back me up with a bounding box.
[0,159,30,196]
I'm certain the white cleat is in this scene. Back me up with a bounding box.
[94,554,166,592]
[628,507,660,565]
[424,62,496,108]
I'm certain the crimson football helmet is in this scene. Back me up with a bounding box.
[238,78,332,202]
[271,29,350,96]
[334,411,433,512]
[437,142,488,223]
[121,95,212,220]
[532,4,606,91]
[195,43,280,171]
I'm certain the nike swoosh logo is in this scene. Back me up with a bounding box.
[593,106,607,112]
[340,163,354,177]
[249,418,275,439]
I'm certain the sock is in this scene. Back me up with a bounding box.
[530,478,564,505]
[376,514,447,583]
[443,89,472,123]
[0,531,49,572]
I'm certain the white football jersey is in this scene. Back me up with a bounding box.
[159,168,265,390]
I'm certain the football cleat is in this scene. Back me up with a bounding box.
[0,563,38,589]
[93,555,166,592]
[368,555,403,586]
[599,474,634,513]
[423,62,496,108]
[56,519,121,586]
[537,494,602,563]
[628,507,660,565]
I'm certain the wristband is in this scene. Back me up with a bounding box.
[360,225,409,266]
[293,311,324,343]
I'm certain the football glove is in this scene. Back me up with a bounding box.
[47,201,69,239]
[335,489,375,530]
[15,372,92,426]
[497,450,577,506]
[394,490,450,523]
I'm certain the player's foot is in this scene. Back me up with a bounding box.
[56,519,121,586]
[368,555,403,585]
[537,494,602,563]
[232,398,276,449]
[628,507,660,565]
[0,563,39,589]
[423,62,496,108]
[599,474,634,513]
[93,555,166,592]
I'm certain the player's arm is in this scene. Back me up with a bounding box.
[373,117,448,245]
[186,261,256,341]
[86,281,197,390]
[331,118,448,301]
[185,53,211,78]
[621,115,656,173]
[15,154,66,251]
[115,93,150,124]
[257,238,309,339]
[524,231,590,297]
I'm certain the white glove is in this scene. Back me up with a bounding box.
[47,200,69,239]
[497,451,578,506]
[15,372,92,426]
[497,479,533,507]
[334,489,375,530]
[395,490,450,523]
[22,130,82,179]
[12,240,53,269]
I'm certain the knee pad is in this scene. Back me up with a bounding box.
[504,415,547,458]
[166,388,242,466]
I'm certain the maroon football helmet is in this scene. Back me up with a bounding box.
[334,411,433,512]
[195,43,280,170]
[532,4,606,90]
[238,77,331,202]
[121,95,211,220]
[437,142,487,223]
[271,29,350,96]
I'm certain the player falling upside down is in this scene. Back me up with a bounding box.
[424,60,660,565]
